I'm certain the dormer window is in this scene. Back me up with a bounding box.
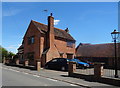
[28,36,34,44]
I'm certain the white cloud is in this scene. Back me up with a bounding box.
[6,45,19,49]
[7,46,16,49]
[54,20,60,25]
[5,44,21,53]
[3,8,23,17]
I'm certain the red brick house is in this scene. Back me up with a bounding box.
[76,43,120,69]
[18,14,76,66]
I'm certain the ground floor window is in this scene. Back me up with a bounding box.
[67,53,73,59]
[27,52,34,60]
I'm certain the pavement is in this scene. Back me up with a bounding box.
[2,64,120,88]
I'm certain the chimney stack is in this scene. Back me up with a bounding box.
[46,13,54,48]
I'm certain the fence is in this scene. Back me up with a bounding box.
[103,68,120,78]
[68,61,120,79]
[75,68,94,76]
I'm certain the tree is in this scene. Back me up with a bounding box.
[0,45,15,63]
[8,52,15,58]
[2,47,8,58]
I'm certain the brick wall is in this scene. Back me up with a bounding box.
[24,21,41,65]
[54,38,75,58]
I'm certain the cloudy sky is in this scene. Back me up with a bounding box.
[2,2,118,53]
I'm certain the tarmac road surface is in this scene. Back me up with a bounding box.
[2,67,83,87]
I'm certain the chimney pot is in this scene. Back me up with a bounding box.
[50,13,53,16]
[65,28,69,33]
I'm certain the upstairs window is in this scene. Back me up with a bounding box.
[31,37,34,44]
[28,36,34,44]
[67,41,74,48]
[28,37,31,44]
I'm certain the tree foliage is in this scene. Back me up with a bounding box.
[0,45,15,60]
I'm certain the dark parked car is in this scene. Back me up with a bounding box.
[45,58,70,71]
[45,58,90,70]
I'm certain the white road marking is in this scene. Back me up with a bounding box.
[33,75,40,78]
[7,68,15,71]
[46,78,58,82]
[70,84,78,86]
[3,67,20,73]
[14,70,20,72]
[15,70,19,72]
[23,72,29,75]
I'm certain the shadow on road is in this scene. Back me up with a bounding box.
[4,64,36,71]
[60,73,120,87]
[61,74,95,82]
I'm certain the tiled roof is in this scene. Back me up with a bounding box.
[76,43,119,58]
[32,20,75,41]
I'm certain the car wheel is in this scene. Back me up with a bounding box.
[61,66,65,71]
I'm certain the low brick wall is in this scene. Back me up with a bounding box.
[68,62,120,87]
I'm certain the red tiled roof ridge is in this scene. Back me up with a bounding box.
[32,20,66,32]
[81,43,114,46]
[93,43,113,45]
[54,27,65,32]
[32,20,47,26]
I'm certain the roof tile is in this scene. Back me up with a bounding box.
[76,43,119,58]
[32,20,75,41]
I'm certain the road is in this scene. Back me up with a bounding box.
[2,67,82,87]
